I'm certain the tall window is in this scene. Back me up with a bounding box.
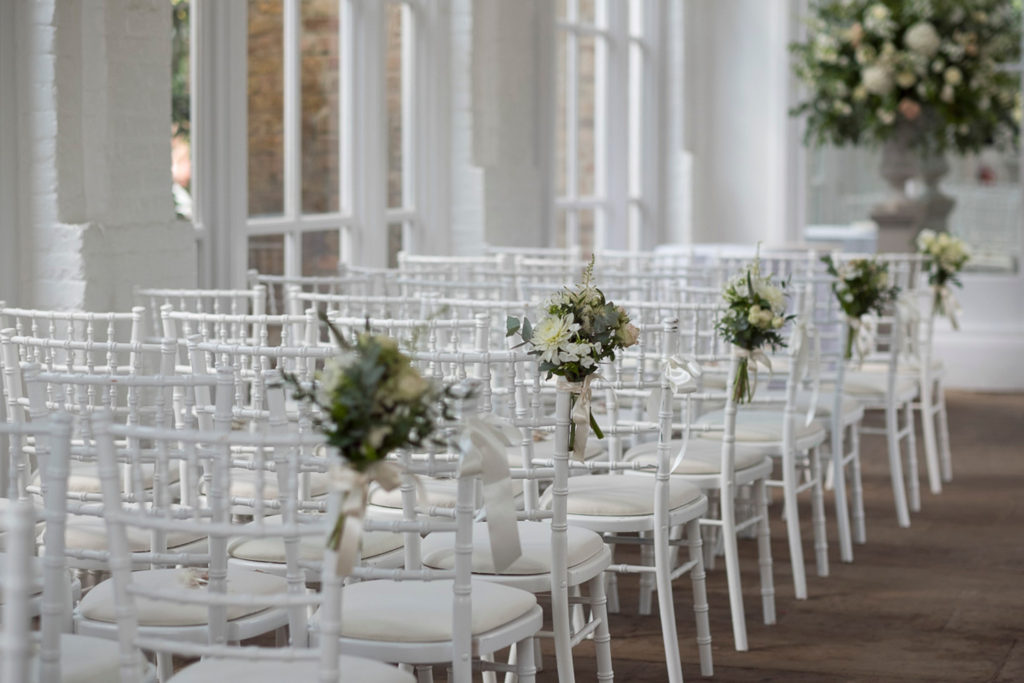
[244,0,421,277]
[555,0,660,254]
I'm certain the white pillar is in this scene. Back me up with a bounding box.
[683,0,796,246]
[16,0,196,311]
[450,0,553,253]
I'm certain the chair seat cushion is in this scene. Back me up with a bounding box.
[334,579,537,642]
[368,478,522,511]
[59,515,205,553]
[228,519,402,564]
[170,655,414,683]
[24,633,145,683]
[0,554,44,603]
[540,474,704,516]
[506,437,605,466]
[830,372,918,402]
[693,410,826,444]
[624,439,768,475]
[33,461,179,495]
[420,522,604,575]
[79,567,287,627]
[226,469,330,500]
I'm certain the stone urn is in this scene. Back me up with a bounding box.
[917,148,956,234]
[870,124,924,252]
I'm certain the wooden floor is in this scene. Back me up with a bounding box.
[552,391,1024,682]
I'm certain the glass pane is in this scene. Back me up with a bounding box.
[945,147,1021,272]
[578,0,596,24]
[556,0,567,21]
[302,229,339,276]
[577,34,596,198]
[579,208,595,258]
[249,234,285,275]
[386,3,404,209]
[555,29,568,197]
[554,209,568,249]
[301,0,340,214]
[171,0,191,219]
[628,39,642,198]
[248,0,285,217]
[387,223,404,268]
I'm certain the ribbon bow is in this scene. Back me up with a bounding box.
[558,374,604,461]
[457,415,523,572]
[645,354,702,427]
[789,318,822,427]
[933,284,961,330]
[329,460,404,575]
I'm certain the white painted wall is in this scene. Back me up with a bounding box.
[11,0,195,312]
[682,0,793,246]
[0,0,19,305]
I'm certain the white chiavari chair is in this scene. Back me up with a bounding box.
[88,413,413,683]
[536,318,714,683]
[134,286,267,343]
[246,268,374,315]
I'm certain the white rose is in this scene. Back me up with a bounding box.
[944,66,963,86]
[904,22,941,57]
[896,71,917,88]
[747,305,763,326]
[916,229,936,251]
[862,65,893,95]
[877,108,896,125]
[771,317,785,329]
[853,85,868,101]
[941,84,955,103]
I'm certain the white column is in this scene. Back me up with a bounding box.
[0,0,21,303]
[450,0,553,253]
[682,0,795,246]
[15,0,197,311]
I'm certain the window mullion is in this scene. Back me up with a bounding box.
[599,0,629,251]
[282,0,302,275]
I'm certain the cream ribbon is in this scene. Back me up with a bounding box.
[933,284,961,330]
[457,415,523,572]
[732,346,772,400]
[846,313,877,364]
[329,460,404,575]
[789,318,822,427]
[557,374,602,462]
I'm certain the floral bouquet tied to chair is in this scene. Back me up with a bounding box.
[917,229,969,329]
[506,258,639,459]
[822,255,900,360]
[285,316,452,572]
[716,258,793,403]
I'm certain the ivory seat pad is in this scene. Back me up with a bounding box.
[0,498,45,551]
[32,461,179,494]
[228,518,402,563]
[742,392,864,423]
[224,469,330,500]
[420,522,604,575]
[540,475,704,516]
[860,358,943,374]
[506,437,605,466]
[57,515,205,553]
[80,567,287,626]
[170,656,414,683]
[368,478,523,510]
[335,579,536,642]
[826,372,918,401]
[624,439,768,475]
[0,554,44,603]
[14,633,145,683]
[693,410,826,444]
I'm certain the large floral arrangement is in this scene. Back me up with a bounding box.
[285,317,451,560]
[822,255,901,359]
[916,229,969,327]
[506,258,638,456]
[790,0,1021,153]
[716,260,793,403]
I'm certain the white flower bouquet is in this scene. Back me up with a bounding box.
[790,0,1021,154]
[506,258,638,453]
[822,255,900,359]
[716,260,793,403]
[916,229,969,328]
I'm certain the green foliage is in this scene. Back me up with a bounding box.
[790,0,1021,154]
[715,264,794,352]
[821,255,900,318]
[283,315,453,471]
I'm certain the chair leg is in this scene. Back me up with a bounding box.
[156,653,174,683]
[781,445,808,599]
[415,665,434,683]
[830,419,853,563]
[883,404,911,527]
[515,635,538,683]
[653,515,684,683]
[606,545,620,614]
[848,422,866,544]
[637,531,655,615]
[936,380,953,483]
[918,378,943,495]
[754,478,775,625]
[903,402,921,513]
[809,446,829,578]
[686,518,714,677]
[720,482,749,651]
[587,573,615,682]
